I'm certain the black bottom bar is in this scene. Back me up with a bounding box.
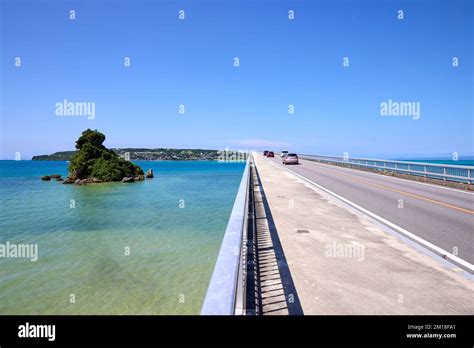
[0,315,473,346]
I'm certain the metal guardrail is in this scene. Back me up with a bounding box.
[201,155,251,315]
[300,154,474,184]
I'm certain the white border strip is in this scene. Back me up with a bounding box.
[268,159,474,274]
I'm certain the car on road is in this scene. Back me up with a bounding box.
[263,150,269,156]
[283,153,299,165]
[267,151,274,157]
[280,151,288,158]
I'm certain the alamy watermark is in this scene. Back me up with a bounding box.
[324,241,365,261]
[217,147,248,162]
[18,322,55,341]
[55,99,95,120]
[380,99,420,120]
[0,241,38,261]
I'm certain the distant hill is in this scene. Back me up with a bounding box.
[32,148,225,161]
[32,151,77,161]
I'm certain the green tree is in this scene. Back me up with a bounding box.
[68,129,144,181]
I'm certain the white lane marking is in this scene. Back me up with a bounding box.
[301,158,474,196]
[265,157,474,274]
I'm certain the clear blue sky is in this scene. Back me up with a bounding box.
[1,0,473,159]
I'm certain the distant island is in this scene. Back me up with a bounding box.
[33,148,223,161]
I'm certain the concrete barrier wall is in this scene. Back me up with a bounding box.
[201,156,251,315]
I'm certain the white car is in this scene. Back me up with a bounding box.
[283,153,299,165]
[280,151,288,158]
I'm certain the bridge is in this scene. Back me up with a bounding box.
[201,152,474,315]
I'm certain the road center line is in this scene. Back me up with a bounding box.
[290,160,474,215]
[303,160,474,196]
[264,157,474,273]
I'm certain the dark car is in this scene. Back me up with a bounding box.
[263,150,269,156]
[267,151,275,158]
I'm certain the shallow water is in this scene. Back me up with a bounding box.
[0,160,244,314]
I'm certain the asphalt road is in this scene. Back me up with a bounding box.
[268,156,474,264]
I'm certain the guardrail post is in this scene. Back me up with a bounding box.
[424,165,427,178]
[443,167,447,181]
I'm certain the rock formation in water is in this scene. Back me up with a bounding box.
[63,129,144,183]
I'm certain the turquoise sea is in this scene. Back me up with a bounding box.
[0,160,245,314]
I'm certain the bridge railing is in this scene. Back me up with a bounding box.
[299,154,473,184]
[201,154,251,315]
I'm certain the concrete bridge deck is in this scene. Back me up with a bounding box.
[270,155,474,264]
[252,153,474,314]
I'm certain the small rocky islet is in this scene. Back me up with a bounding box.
[41,174,63,181]
[41,129,153,185]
